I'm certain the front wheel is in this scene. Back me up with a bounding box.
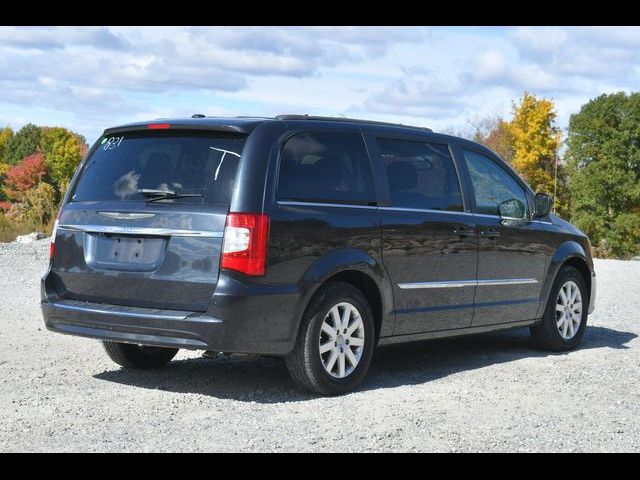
[102,341,179,369]
[530,266,588,351]
[285,282,376,395]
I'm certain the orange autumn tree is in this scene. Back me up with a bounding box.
[3,151,48,202]
[471,115,514,163]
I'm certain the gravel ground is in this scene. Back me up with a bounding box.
[0,238,639,452]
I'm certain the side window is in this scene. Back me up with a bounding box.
[377,138,463,211]
[277,132,375,204]
[462,149,529,219]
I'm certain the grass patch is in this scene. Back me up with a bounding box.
[0,215,33,243]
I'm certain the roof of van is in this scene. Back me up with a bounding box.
[103,114,433,135]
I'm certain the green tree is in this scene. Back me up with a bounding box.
[506,92,566,215]
[566,92,640,258]
[40,127,87,188]
[5,123,41,165]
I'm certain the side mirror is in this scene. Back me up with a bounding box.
[534,193,553,218]
[498,198,526,219]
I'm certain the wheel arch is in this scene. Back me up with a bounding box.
[562,257,592,295]
[538,240,593,317]
[293,248,394,345]
[321,270,384,340]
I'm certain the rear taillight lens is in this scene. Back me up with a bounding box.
[221,213,269,276]
[49,210,61,260]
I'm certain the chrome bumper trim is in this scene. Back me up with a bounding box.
[59,224,223,238]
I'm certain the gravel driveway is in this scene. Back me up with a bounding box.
[1,239,639,452]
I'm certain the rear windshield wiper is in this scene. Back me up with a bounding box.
[137,189,204,203]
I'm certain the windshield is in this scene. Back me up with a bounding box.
[70,130,246,205]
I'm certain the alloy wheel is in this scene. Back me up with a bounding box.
[318,302,365,378]
[556,280,583,340]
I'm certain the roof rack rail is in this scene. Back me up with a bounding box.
[274,114,432,132]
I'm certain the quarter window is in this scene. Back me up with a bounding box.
[277,132,375,204]
[462,149,529,219]
[377,138,463,211]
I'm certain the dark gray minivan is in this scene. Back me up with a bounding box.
[42,115,596,395]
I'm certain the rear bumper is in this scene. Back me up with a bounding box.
[42,299,221,350]
[41,269,305,355]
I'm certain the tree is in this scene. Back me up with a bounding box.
[566,92,640,258]
[471,115,514,163]
[506,92,565,214]
[0,127,14,200]
[441,126,472,140]
[40,127,87,187]
[0,126,13,163]
[5,123,41,165]
[2,151,48,202]
[23,182,57,230]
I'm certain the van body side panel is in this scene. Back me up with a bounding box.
[265,202,386,339]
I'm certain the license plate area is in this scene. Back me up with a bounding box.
[84,233,168,272]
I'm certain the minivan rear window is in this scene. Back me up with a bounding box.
[277,132,376,205]
[70,131,246,205]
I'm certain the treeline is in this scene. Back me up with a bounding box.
[0,124,87,241]
[1,92,639,257]
[466,91,640,259]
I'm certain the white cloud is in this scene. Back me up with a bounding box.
[1,26,640,143]
[473,50,509,80]
[509,27,568,56]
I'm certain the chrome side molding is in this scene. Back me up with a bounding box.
[398,280,477,289]
[277,200,378,210]
[476,278,539,286]
[398,278,538,289]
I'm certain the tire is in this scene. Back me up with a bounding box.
[102,341,179,369]
[285,281,376,395]
[530,266,588,351]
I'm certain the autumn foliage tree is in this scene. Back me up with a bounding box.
[471,115,514,163]
[2,151,48,202]
[471,93,567,217]
[0,124,87,239]
[0,127,13,164]
[0,127,13,201]
[23,181,57,230]
[40,127,88,187]
[506,92,563,202]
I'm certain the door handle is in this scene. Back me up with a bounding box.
[453,227,476,237]
[480,228,500,238]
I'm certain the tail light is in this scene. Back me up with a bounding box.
[221,213,269,276]
[49,210,61,260]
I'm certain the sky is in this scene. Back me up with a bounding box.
[1,26,640,145]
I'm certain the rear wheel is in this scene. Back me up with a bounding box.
[530,266,588,351]
[102,341,178,369]
[285,282,375,395]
